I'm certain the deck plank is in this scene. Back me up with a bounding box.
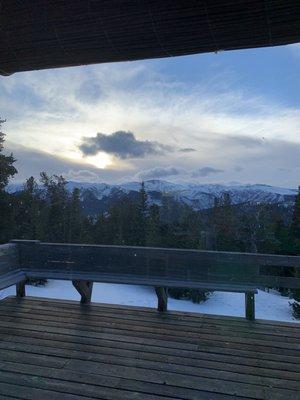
[1,327,299,373]
[0,297,299,399]
[0,315,298,357]
[0,299,299,346]
[1,301,299,340]
[1,337,299,380]
[0,342,299,390]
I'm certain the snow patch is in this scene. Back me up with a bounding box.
[1,280,298,323]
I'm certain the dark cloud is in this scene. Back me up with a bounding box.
[135,166,181,180]
[179,148,196,153]
[79,131,171,159]
[191,166,224,178]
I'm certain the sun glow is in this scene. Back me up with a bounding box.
[85,152,113,169]
[62,149,113,169]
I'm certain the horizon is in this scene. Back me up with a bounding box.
[7,177,298,192]
[1,43,300,188]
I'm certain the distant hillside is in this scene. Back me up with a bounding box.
[8,180,297,216]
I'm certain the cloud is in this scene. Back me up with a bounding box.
[179,148,197,153]
[234,166,244,172]
[288,43,300,57]
[224,135,265,148]
[5,142,128,183]
[75,79,104,103]
[1,53,300,187]
[79,131,172,159]
[62,169,101,183]
[135,166,182,180]
[191,167,224,178]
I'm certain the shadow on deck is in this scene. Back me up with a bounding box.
[0,297,299,399]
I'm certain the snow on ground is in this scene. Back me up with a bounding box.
[0,280,298,323]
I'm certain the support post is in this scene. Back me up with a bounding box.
[245,292,255,320]
[16,281,26,298]
[155,286,168,312]
[72,280,93,304]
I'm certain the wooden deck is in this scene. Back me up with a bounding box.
[0,297,299,399]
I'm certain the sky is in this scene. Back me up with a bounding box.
[1,43,300,187]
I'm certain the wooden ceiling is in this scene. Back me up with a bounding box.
[1,0,300,75]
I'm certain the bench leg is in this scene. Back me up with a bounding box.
[155,287,168,312]
[72,280,93,304]
[245,292,255,320]
[16,281,26,298]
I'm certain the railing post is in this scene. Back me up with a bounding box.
[16,280,26,298]
[245,292,255,320]
[155,287,168,312]
[72,280,93,304]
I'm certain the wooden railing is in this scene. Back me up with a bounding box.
[1,240,300,320]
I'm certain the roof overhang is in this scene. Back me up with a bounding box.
[1,0,300,76]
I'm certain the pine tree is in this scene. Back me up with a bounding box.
[290,187,300,305]
[66,188,84,243]
[136,182,148,246]
[291,186,300,253]
[0,119,17,191]
[210,193,238,251]
[108,203,123,245]
[94,212,109,244]
[274,217,290,254]
[13,176,43,240]
[146,204,161,246]
[0,119,17,243]
[139,182,147,216]
[40,172,70,242]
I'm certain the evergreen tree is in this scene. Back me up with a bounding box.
[0,119,17,243]
[139,181,148,217]
[0,119,17,191]
[108,203,123,244]
[210,193,238,251]
[146,204,161,246]
[40,173,70,242]
[289,187,300,305]
[13,176,43,239]
[136,182,148,246]
[291,186,300,254]
[273,217,291,254]
[66,188,84,243]
[93,212,110,244]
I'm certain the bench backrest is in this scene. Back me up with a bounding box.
[10,240,300,289]
[0,243,20,276]
[0,243,23,290]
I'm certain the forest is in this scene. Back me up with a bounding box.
[1,119,300,315]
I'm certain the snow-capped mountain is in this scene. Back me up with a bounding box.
[69,180,297,211]
[8,179,297,212]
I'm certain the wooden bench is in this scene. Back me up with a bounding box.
[153,285,257,320]
[1,240,300,321]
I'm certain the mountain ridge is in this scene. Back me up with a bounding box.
[8,179,297,214]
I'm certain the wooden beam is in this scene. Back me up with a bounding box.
[16,281,26,298]
[72,280,93,304]
[155,287,168,312]
[2,2,300,76]
[245,292,255,321]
